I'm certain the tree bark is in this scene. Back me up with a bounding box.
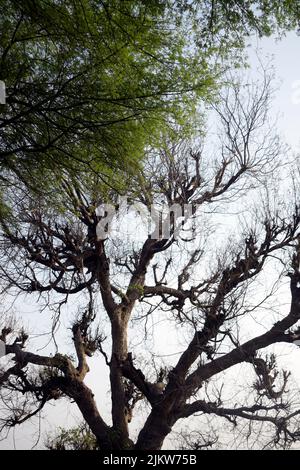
[109,310,130,446]
[66,379,112,450]
[135,408,175,450]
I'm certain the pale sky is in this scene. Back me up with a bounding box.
[252,32,300,152]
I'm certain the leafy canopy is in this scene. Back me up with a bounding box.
[1,0,299,187]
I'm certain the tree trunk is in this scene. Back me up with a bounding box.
[110,310,130,447]
[68,379,112,450]
[135,408,175,450]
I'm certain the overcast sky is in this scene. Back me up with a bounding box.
[254,32,300,152]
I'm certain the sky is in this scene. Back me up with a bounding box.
[252,32,300,152]
[1,31,300,450]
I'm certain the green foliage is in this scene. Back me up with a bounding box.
[46,422,134,450]
[0,0,215,186]
[0,0,299,194]
[46,422,99,450]
[127,284,144,295]
[179,1,300,41]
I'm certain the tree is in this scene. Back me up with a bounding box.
[46,422,98,450]
[1,0,300,191]
[1,71,300,450]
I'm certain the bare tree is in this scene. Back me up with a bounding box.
[1,73,300,451]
